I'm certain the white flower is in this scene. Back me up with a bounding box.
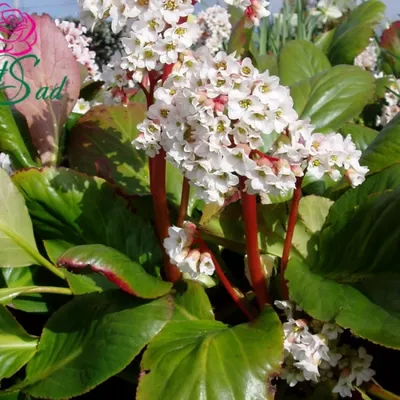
[0,153,13,175]
[354,39,379,72]
[333,376,354,398]
[73,98,91,115]
[198,252,215,275]
[311,0,343,23]
[321,322,344,340]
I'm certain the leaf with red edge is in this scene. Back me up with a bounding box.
[380,21,400,77]
[57,244,172,299]
[227,18,252,57]
[4,14,80,166]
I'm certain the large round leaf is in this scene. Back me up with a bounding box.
[279,40,331,86]
[68,104,149,195]
[58,244,171,298]
[12,168,162,276]
[287,166,400,348]
[290,65,375,132]
[172,280,215,321]
[360,113,400,173]
[20,291,173,399]
[327,0,386,65]
[0,306,37,379]
[338,123,378,152]
[137,307,283,400]
[0,169,40,268]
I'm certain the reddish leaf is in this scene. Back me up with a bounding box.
[380,21,400,77]
[4,14,80,166]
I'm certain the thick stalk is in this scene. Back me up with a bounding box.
[239,178,270,309]
[177,177,190,227]
[364,382,400,400]
[149,64,181,283]
[280,176,303,299]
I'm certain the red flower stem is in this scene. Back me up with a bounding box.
[148,64,181,283]
[280,176,303,300]
[177,177,190,227]
[138,82,151,106]
[239,177,270,309]
[364,382,400,400]
[196,237,256,321]
[251,149,280,162]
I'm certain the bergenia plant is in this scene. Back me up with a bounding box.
[0,0,399,399]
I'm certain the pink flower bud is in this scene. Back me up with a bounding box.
[214,102,225,113]
[236,144,251,155]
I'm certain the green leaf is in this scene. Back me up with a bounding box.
[0,392,31,400]
[279,40,331,86]
[68,104,149,195]
[173,280,214,321]
[338,123,378,151]
[290,65,375,132]
[21,291,173,399]
[327,0,386,65]
[0,306,37,379]
[0,169,40,268]
[58,244,171,298]
[0,286,69,306]
[64,270,117,295]
[0,95,37,169]
[314,29,336,54]
[286,256,400,348]
[360,113,400,173]
[12,168,162,275]
[287,167,400,348]
[137,307,283,400]
[298,195,333,234]
[252,53,279,75]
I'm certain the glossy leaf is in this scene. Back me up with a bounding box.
[287,167,400,348]
[173,280,215,321]
[64,270,117,295]
[361,113,400,173]
[4,14,80,166]
[0,94,37,168]
[252,53,279,75]
[21,291,173,399]
[279,40,331,86]
[68,104,149,195]
[314,29,336,54]
[327,0,386,65]
[290,65,375,132]
[137,307,283,400]
[0,306,37,379]
[338,123,378,151]
[58,244,171,298]
[0,169,39,268]
[12,168,162,275]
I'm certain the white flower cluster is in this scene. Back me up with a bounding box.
[354,39,379,73]
[79,0,200,85]
[134,50,301,205]
[273,119,369,187]
[55,19,100,82]
[276,301,375,398]
[224,0,270,27]
[196,6,232,54]
[377,78,400,127]
[100,53,139,105]
[163,221,215,279]
[0,153,12,175]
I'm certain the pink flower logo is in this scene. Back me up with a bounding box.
[0,3,37,56]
